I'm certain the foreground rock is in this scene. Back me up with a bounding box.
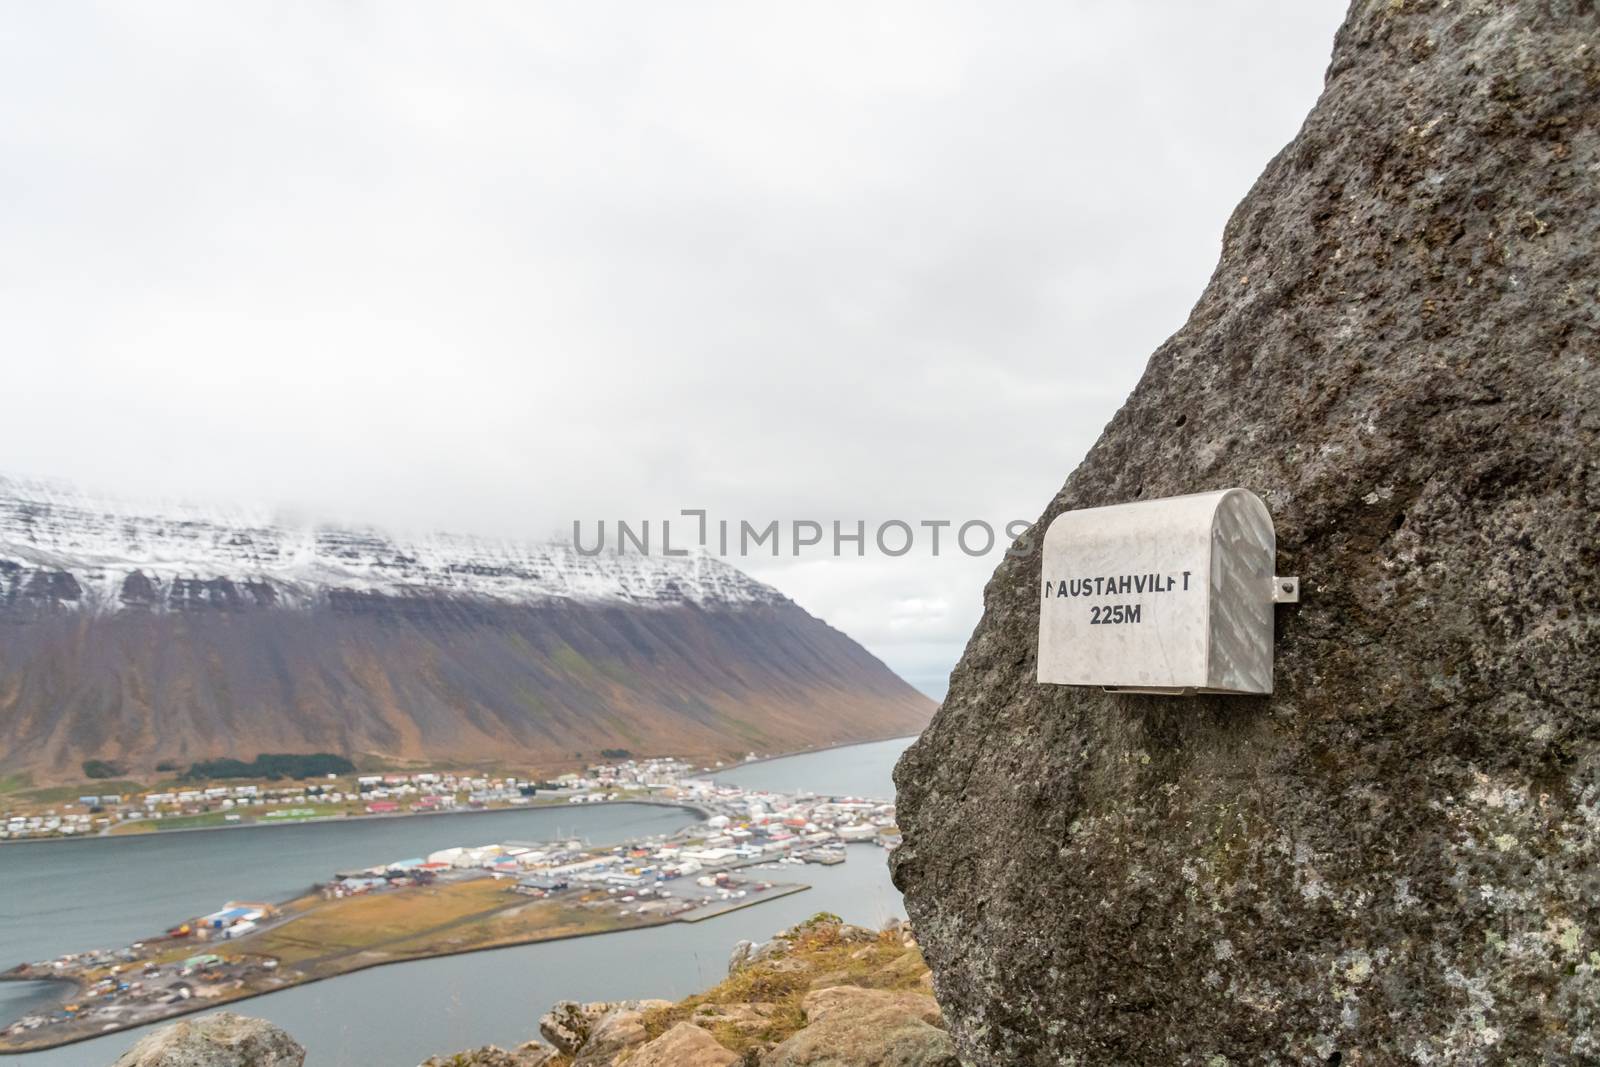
[893,2,1599,1065]
[618,1022,740,1066]
[572,1001,672,1066]
[110,1012,304,1067]
[429,916,939,1066]
[418,1041,556,1066]
[537,999,670,1063]
[763,987,954,1067]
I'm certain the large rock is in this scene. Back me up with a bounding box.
[573,1001,672,1066]
[763,986,956,1067]
[892,2,1600,1065]
[539,1000,609,1056]
[799,987,943,1029]
[537,999,671,1063]
[688,1000,784,1038]
[418,1042,556,1067]
[110,1012,304,1067]
[616,1022,740,1067]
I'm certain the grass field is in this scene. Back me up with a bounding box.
[243,883,521,966]
[237,879,636,979]
[107,811,235,835]
[17,779,145,804]
[0,773,34,795]
[388,896,631,956]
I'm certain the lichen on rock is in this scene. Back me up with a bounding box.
[615,1023,740,1067]
[762,986,955,1067]
[418,1041,557,1067]
[892,1,1600,1064]
[109,1012,304,1067]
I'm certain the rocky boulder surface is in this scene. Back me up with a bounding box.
[418,1041,557,1067]
[893,1,1599,1065]
[109,1012,304,1067]
[536,999,670,1060]
[763,987,954,1067]
[571,1001,673,1066]
[617,1023,741,1067]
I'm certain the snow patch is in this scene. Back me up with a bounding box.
[0,475,785,612]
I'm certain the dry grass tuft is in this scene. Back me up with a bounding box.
[636,915,929,1054]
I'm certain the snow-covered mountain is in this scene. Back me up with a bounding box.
[0,475,779,613]
[0,476,932,783]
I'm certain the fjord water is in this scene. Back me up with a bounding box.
[0,736,913,1066]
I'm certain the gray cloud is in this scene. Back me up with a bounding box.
[0,1,1347,697]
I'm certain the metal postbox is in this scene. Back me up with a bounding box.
[1037,488,1298,695]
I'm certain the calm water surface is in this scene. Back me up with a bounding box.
[712,736,911,798]
[0,735,914,1065]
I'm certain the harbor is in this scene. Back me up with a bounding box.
[0,748,903,1055]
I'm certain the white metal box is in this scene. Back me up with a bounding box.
[1037,488,1296,695]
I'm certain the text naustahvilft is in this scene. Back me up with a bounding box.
[1042,571,1193,598]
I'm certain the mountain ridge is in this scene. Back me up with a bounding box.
[0,475,780,614]
[0,477,933,783]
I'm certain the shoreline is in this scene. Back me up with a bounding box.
[0,882,810,1057]
[0,737,907,1054]
[0,797,723,1044]
[0,797,712,848]
[0,730,921,848]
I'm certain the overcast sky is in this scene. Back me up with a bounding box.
[1,1,1347,697]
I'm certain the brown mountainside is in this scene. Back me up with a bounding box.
[0,479,932,781]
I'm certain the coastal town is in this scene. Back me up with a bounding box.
[1,755,737,841]
[0,756,900,1052]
